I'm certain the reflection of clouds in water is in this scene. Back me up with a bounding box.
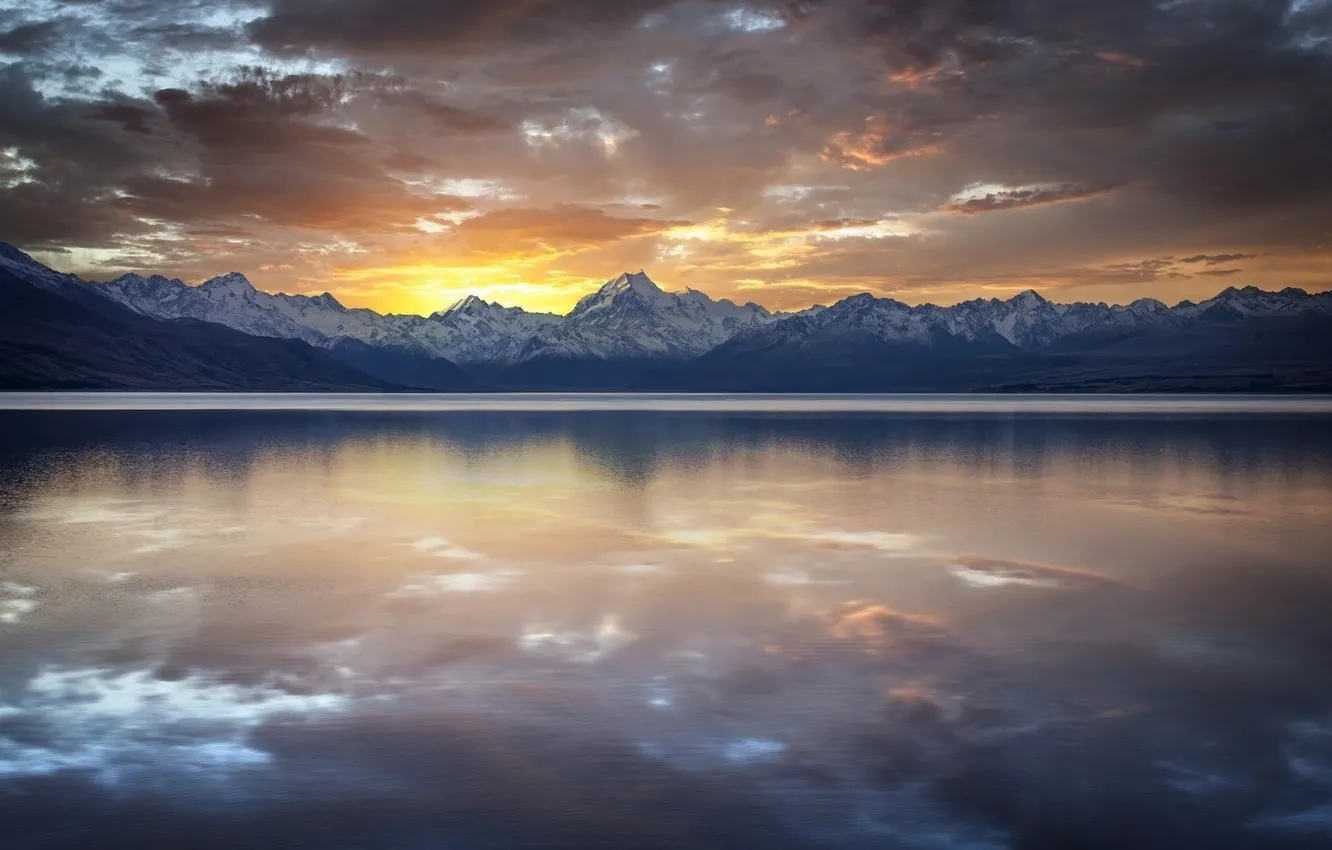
[397,570,521,594]
[0,667,347,782]
[2,412,1331,849]
[944,556,1124,590]
[653,528,733,547]
[1155,635,1268,670]
[147,586,200,606]
[126,527,189,555]
[801,530,920,552]
[651,525,922,554]
[0,565,1325,849]
[23,499,167,526]
[1248,720,1332,834]
[0,581,38,624]
[722,737,787,765]
[11,496,359,562]
[763,569,848,587]
[615,562,670,576]
[519,615,636,663]
[822,600,948,653]
[293,515,365,535]
[949,565,1057,589]
[1158,760,1245,796]
[409,537,482,560]
[1105,491,1252,518]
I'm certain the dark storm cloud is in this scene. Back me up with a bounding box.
[931,0,1332,216]
[0,20,67,55]
[249,0,776,56]
[0,64,164,247]
[127,22,249,52]
[0,64,479,249]
[391,92,517,134]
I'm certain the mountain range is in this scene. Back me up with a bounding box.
[2,242,1329,392]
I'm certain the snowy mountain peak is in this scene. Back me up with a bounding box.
[442,294,492,315]
[310,292,344,311]
[109,272,181,289]
[1012,289,1049,308]
[200,273,255,296]
[603,271,663,298]
[0,242,43,269]
[1129,297,1168,313]
[0,242,89,293]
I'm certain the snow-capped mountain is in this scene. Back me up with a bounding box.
[513,271,777,362]
[96,268,777,368]
[0,243,88,294]
[719,284,1332,354]
[97,272,560,366]
[428,295,561,364]
[3,241,1328,391]
[663,283,1332,392]
[945,290,1173,348]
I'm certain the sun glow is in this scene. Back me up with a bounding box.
[327,261,604,315]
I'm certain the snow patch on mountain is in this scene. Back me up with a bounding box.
[515,271,778,361]
[723,284,1332,352]
[95,272,561,366]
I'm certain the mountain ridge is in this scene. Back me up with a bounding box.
[2,243,1329,392]
[0,264,396,391]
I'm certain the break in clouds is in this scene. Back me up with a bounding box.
[0,0,1330,312]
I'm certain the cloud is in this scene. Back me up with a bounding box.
[6,0,1332,311]
[1179,253,1259,265]
[445,205,689,262]
[943,183,1118,215]
[249,0,749,57]
[821,115,942,170]
[0,20,65,55]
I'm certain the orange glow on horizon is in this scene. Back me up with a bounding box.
[324,260,607,316]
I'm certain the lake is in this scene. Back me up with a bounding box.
[2,395,1332,849]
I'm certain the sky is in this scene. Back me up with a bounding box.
[1,0,1330,316]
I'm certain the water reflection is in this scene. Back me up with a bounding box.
[2,406,1332,849]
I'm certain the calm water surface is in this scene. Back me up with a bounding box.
[2,395,1332,849]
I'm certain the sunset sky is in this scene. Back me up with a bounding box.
[2,0,1331,315]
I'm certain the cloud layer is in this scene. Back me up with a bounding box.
[1,0,1330,310]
